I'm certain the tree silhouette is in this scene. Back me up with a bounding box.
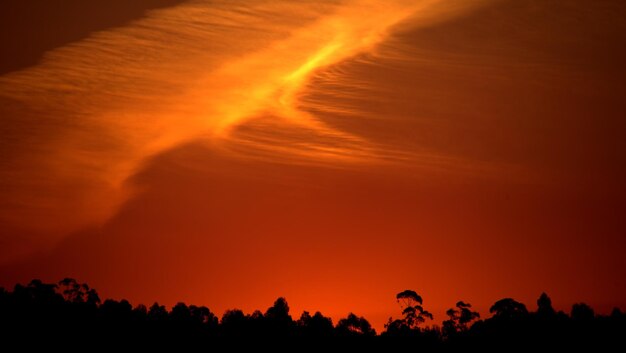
[297,311,334,337]
[58,278,100,305]
[265,297,291,322]
[336,313,376,336]
[443,301,480,337]
[393,289,433,330]
[221,309,246,327]
[610,307,623,319]
[148,302,168,321]
[171,302,192,323]
[397,290,422,308]
[100,298,133,321]
[1,277,625,349]
[263,297,294,337]
[489,298,528,320]
[536,292,555,318]
[190,305,218,327]
[571,303,594,321]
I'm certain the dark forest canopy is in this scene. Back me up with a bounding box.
[1,279,624,349]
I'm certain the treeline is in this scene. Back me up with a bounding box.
[0,279,624,350]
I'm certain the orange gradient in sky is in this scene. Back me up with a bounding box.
[1,0,625,331]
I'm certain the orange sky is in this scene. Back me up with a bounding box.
[1,0,625,331]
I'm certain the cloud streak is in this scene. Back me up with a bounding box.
[0,0,490,255]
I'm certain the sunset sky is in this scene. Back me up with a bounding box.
[1,0,625,330]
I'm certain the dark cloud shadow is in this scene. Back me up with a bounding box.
[0,0,185,74]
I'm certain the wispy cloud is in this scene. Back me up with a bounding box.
[0,0,490,249]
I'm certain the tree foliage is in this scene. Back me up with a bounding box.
[0,279,624,350]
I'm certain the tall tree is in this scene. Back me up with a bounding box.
[537,293,555,318]
[336,313,376,336]
[489,298,528,320]
[443,301,480,336]
[396,290,433,329]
